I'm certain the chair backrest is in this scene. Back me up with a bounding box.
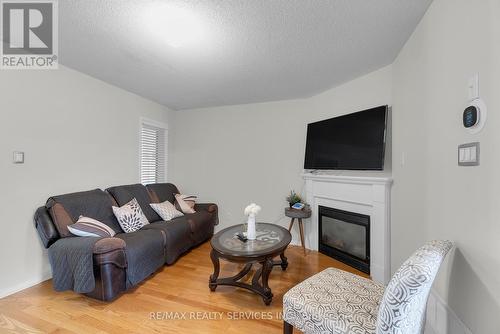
[376,240,453,334]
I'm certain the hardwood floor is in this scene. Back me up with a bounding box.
[0,242,367,334]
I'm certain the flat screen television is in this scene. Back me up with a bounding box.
[304,105,388,170]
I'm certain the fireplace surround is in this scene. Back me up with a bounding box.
[301,173,392,284]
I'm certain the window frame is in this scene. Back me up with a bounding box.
[139,117,168,185]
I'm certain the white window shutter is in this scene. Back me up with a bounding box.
[140,122,167,185]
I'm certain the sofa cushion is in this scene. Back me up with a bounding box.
[107,184,161,222]
[142,220,192,264]
[146,183,179,204]
[115,229,166,287]
[46,189,122,237]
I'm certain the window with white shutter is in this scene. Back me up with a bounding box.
[140,120,167,185]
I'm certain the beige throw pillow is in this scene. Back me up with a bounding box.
[150,200,184,221]
[175,194,196,214]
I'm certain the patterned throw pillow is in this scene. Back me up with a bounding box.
[112,198,149,233]
[150,200,184,221]
[67,216,116,237]
[175,194,197,214]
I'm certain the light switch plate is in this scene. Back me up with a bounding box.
[13,151,25,164]
[458,142,480,166]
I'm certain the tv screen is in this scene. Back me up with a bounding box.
[304,106,388,170]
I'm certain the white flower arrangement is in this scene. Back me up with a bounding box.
[244,203,260,240]
[244,203,261,216]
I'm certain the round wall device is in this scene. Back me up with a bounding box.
[464,98,487,134]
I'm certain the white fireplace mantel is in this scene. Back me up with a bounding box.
[302,172,393,284]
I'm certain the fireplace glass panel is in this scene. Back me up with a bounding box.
[318,206,370,274]
[321,216,366,260]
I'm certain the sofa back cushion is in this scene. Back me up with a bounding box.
[146,183,179,204]
[46,189,122,237]
[106,184,161,222]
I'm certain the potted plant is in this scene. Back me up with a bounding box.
[286,190,302,208]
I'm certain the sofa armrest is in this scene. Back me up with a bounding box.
[94,237,125,254]
[90,237,127,301]
[93,238,127,268]
[195,203,219,225]
[34,206,60,248]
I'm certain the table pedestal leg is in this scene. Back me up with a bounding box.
[260,258,274,305]
[279,252,288,271]
[209,253,277,305]
[209,249,220,292]
[299,218,306,255]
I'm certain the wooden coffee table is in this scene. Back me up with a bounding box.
[209,223,292,305]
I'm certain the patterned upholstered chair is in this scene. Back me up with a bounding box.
[283,240,453,334]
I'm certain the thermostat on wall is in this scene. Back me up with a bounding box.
[463,105,479,128]
[463,99,487,134]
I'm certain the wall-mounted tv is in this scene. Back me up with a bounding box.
[304,105,388,170]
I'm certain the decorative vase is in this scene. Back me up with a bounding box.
[246,213,256,240]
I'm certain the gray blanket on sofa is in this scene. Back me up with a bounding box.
[48,236,99,293]
[115,230,166,289]
[48,230,166,293]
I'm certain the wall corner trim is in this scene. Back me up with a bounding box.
[426,289,472,334]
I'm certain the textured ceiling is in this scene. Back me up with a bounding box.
[59,0,432,110]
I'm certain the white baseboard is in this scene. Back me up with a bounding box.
[425,289,472,334]
[0,271,52,299]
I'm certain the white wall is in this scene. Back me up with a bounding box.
[392,0,500,333]
[170,66,392,242]
[0,66,170,298]
[4,2,497,331]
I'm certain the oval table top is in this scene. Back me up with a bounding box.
[211,223,291,259]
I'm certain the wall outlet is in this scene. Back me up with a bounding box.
[13,151,24,164]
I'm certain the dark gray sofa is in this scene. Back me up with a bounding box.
[34,183,218,301]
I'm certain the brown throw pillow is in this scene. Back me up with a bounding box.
[175,194,196,214]
[49,202,75,238]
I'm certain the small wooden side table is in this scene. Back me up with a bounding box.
[285,207,311,255]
